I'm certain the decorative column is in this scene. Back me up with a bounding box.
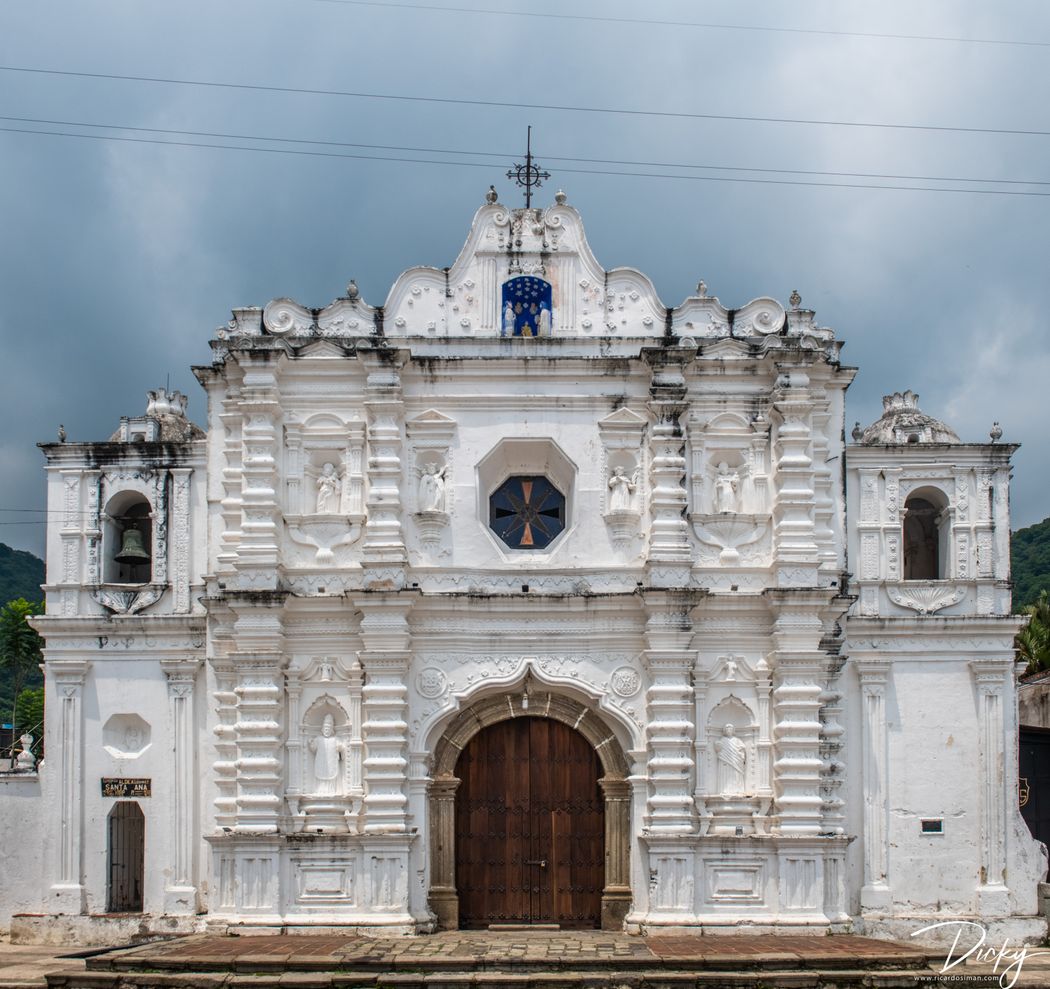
[770,371,818,588]
[362,354,408,583]
[235,354,282,589]
[641,591,697,834]
[598,776,633,928]
[972,659,1011,915]
[356,593,417,833]
[643,349,692,586]
[819,661,847,835]
[48,658,90,914]
[229,597,287,833]
[161,657,202,913]
[857,659,891,910]
[170,468,193,614]
[428,774,460,929]
[768,591,832,834]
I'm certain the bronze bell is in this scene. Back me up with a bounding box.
[115,527,151,564]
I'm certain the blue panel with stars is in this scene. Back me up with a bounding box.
[501,276,553,337]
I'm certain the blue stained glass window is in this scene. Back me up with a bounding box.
[501,277,553,337]
[489,475,566,550]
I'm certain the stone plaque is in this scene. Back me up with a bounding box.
[101,777,151,797]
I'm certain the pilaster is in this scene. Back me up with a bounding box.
[234,353,282,588]
[356,593,417,833]
[857,659,891,910]
[48,658,90,914]
[770,370,818,587]
[229,593,287,833]
[971,658,1012,915]
[767,589,837,835]
[362,354,408,581]
[643,349,692,585]
[641,590,698,835]
[161,657,203,913]
[599,776,633,927]
[428,774,459,929]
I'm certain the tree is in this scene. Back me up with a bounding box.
[1016,590,1050,674]
[0,598,43,743]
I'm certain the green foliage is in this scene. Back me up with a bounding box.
[1012,518,1050,611]
[1016,591,1050,674]
[0,598,43,730]
[0,543,44,605]
[15,687,43,735]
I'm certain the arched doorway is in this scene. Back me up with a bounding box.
[107,801,145,912]
[455,717,604,928]
[428,693,632,931]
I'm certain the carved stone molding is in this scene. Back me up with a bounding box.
[887,582,966,615]
[691,513,770,565]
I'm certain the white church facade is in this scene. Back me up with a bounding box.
[4,191,1045,944]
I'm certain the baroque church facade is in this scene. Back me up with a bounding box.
[5,191,1045,943]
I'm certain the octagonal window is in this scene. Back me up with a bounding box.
[489,476,566,550]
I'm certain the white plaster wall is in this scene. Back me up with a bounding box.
[0,773,47,928]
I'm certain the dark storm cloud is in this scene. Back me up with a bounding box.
[2,0,1049,556]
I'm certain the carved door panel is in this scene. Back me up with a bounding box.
[107,801,145,913]
[455,716,603,928]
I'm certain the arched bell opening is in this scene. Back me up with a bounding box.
[903,487,950,580]
[103,492,153,584]
[427,692,631,931]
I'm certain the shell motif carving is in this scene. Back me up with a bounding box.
[887,583,967,615]
[263,298,313,337]
[734,298,785,337]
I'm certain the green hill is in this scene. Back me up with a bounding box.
[1013,517,1050,612]
[0,544,45,726]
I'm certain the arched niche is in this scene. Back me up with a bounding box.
[428,691,631,931]
[103,491,153,584]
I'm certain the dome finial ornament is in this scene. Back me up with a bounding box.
[851,421,863,442]
[697,280,708,298]
[789,289,802,309]
[57,424,66,443]
[346,280,359,301]
[990,421,1003,443]
[486,185,498,204]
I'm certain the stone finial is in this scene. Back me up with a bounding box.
[15,733,35,772]
[990,421,1003,443]
[851,421,863,442]
[57,424,66,443]
[697,280,708,298]
[789,289,802,309]
[346,279,360,301]
[554,189,567,205]
[146,388,188,418]
[486,185,498,204]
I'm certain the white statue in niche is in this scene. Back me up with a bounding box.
[309,714,345,795]
[319,659,335,682]
[538,303,551,336]
[716,724,747,795]
[503,301,516,336]
[418,462,448,512]
[608,465,637,512]
[315,462,341,513]
[714,461,740,514]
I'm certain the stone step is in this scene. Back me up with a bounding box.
[47,968,942,989]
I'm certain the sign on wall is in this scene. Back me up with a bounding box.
[101,777,151,798]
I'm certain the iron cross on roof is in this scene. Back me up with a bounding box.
[506,126,550,208]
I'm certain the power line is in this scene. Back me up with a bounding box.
[4,64,1050,140]
[4,113,1050,188]
[310,0,1050,51]
[5,122,1050,197]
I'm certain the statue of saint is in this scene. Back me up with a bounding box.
[418,462,447,513]
[316,463,341,514]
[714,461,740,514]
[608,465,636,512]
[503,301,516,337]
[716,724,747,795]
[309,714,346,796]
[538,303,552,336]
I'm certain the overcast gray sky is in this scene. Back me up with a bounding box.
[2,0,1049,557]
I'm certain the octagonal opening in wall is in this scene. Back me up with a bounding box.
[476,437,577,558]
[490,475,566,549]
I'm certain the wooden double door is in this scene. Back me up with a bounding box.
[455,717,604,928]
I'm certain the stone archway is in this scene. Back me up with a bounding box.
[428,692,632,930]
